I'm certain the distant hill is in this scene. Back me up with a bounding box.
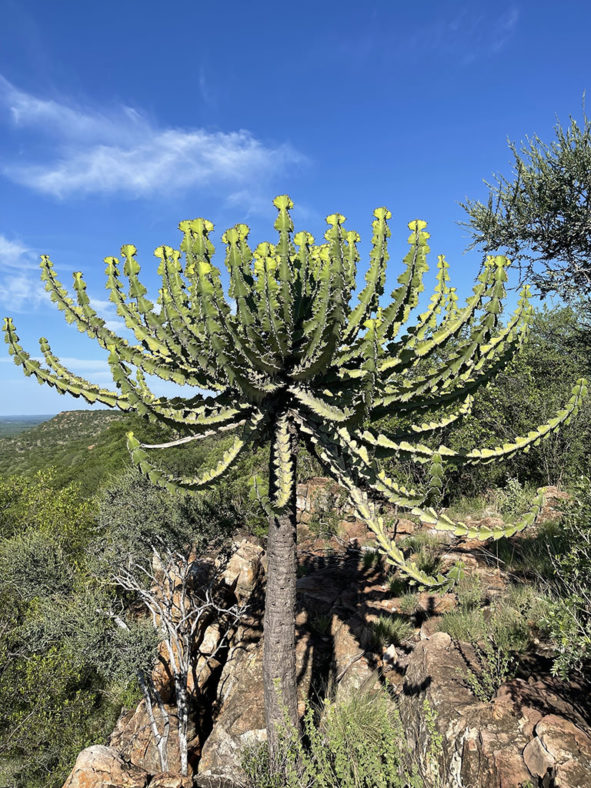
[0,408,250,498]
[0,414,54,438]
[0,410,142,494]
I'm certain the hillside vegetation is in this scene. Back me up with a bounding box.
[0,304,590,787]
[0,415,53,439]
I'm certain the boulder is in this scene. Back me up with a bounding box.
[531,713,591,786]
[109,700,197,776]
[221,539,264,601]
[539,485,570,522]
[197,622,267,784]
[330,614,373,696]
[61,745,149,788]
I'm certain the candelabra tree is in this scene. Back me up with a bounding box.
[3,195,586,772]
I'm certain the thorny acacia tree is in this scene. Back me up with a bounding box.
[461,112,591,299]
[3,195,587,764]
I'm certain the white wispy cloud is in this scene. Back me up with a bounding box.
[489,7,520,53]
[88,297,127,334]
[0,232,46,311]
[0,76,305,199]
[405,5,520,64]
[0,353,114,383]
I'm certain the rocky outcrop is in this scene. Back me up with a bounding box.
[198,555,376,786]
[63,486,588,788]
[149,775,193,788]
[62,745,150,788]
[396,631,591,787]
[220,539,264,602]
[62,747,194,788]
[109,701,198,776]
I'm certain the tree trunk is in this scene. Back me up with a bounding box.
[263,419,299,772]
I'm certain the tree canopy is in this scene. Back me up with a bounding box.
[461,111,591,299]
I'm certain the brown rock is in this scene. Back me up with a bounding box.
[397,632,591,788]
[197,624,266,784]
[331,615,372,695]
[149,775,193,788]
[419,616,442,639]
[535,714,591,787]
[200,622,222,656]
[415,591,456,615]
[296,571,344,607]
[395,518,416,535]
[62,745,149,788]
[523,737,555,783]
[539,486,570,522]
[221,540,263,601]
[339,518,369,542]
[109,700,196,775]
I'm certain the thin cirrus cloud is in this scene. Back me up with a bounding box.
[0,354,113,383]
[401,6,520,65]
[0,76,305,199]
[0,233,47,312]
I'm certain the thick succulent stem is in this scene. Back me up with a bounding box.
[263,418,299,772]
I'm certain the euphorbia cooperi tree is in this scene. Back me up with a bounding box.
[4,195,586,770]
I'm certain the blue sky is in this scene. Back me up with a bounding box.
[0,0,589,415]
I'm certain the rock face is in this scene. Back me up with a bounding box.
[62,745,150,788]
[109,701,197,776]
[220,539,264,602]
[148,775,193,788]
[198,554,377,785]
[397,631,591,788]
[63,489,590,788]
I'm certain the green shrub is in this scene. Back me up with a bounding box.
[308,510,341,540]
[441,581,553,701]
[369,614,413,650]
[241,683,423,787]
[400,533,442,577]
[486,477,536,519]
[543,479,591,678]
[398,591,421,616]
[310,614,332,636]
[454,574,484,611]
[464,637,515,703]
[361,548,381,571]
[387,574,409,596]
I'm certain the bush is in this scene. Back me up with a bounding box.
[93,466,238,575]
[0,472,129,787]
[463,637,515,703]
[398,591,421,616]
[241,683,424,787]
[543,479,591,678]
[369,614,413,650]
[400,533,442,576]
[494,477,535,519]
[454,574,484,611]
[441,582,553,701]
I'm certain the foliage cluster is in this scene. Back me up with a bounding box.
[386,305,591,500]
[543,478,591,678]
[461,111,591,300]
[241,684,428,787]
[369,614,413,650]
[440,582,553,700]
[0,471,123,787]
[0,466,241,787]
